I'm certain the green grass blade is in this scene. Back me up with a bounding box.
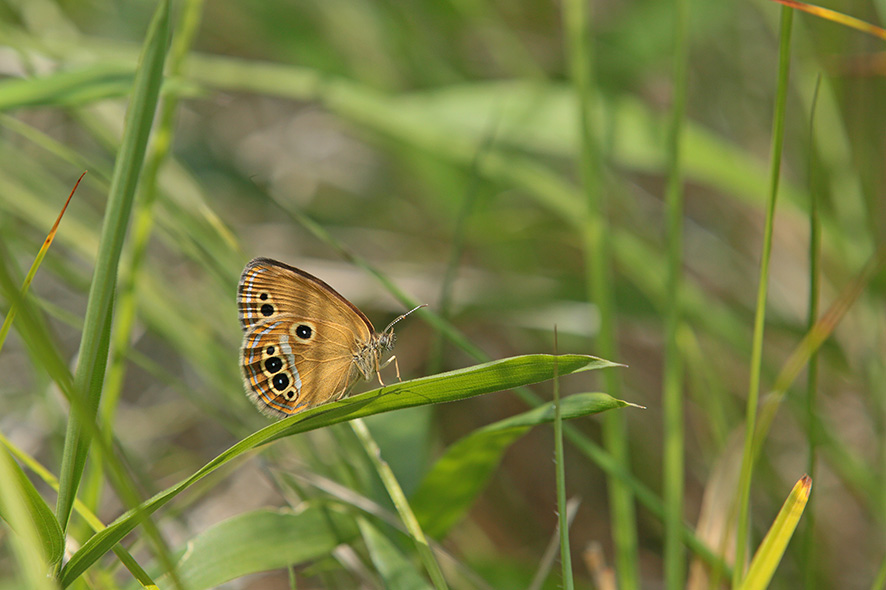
[351,418,448,590]
[738,475,811,590]
[358,517,432,590]
[59,353,618,586]
[165,507,358,590]
[563,0,638,585]
[0,445,64,565]
[0,433,158,588]
[663,0,689,586]
[802,77,822,590]
[55,0,170,535]
[0,448,55,590]
[412,392,627,539]
[733,7,794,585]
[552,358,573,590]
[0,64,134,111]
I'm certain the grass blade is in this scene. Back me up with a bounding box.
[733,6,793,584]
[663,0,689,586]
[0,446,64,566]
[738,475,812,590]
[563,0,638,584]
[351,418,448,589]
[55,0,170,535]
[0,171,83,352]
[411,392,628,539]
[359,517,431,590]
[168,507,358,590]
[59,353,618,586]
[552,355,573,589]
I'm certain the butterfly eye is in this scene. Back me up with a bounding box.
[295,325,312,339]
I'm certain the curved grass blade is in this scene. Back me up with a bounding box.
[60,353,618,587]
[0,448,56,590]
[0,433,157,589]
[351,418,447,589]
[55,0,170,535]
[411,392,629,539]
[0,446,64,565]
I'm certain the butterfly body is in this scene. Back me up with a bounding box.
[238,257,403,418]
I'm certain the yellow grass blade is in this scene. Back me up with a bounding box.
[772,0,886,42]
[738,475,812,590]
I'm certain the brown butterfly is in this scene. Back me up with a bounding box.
[238,257,423,418]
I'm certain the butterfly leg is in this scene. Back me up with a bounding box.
[376,355,402,385]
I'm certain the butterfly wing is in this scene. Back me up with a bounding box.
[238,258,375,417]
[238,257,375,332]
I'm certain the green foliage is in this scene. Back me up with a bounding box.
[0,0,883,588]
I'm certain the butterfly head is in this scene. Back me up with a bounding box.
[356,304,427,383]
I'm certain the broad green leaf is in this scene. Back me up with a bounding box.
[738,475,812,590]
[165,507,357,590]
[60,353,617,587]
[359,518,431,590]
[412,392,628,538]
[0,446,64,565]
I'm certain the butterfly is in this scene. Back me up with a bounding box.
[238,257,423,418]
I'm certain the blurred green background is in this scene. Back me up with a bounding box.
[1,0,885,588]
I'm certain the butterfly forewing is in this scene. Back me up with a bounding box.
[238,258,374,332]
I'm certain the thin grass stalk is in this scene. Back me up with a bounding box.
[103,0,204,436]
[562,0,638,586]
[80,13,206,583]
[552,346,574,589]
[54,0,170,536]
[663,0,689,585]
[94,0,205,515]
[349,418,449,590]
[732,7,794,586]
[802,75,822,590]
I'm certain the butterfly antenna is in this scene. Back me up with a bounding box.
[383,304,427,334]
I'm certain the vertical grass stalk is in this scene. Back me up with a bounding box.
[663,0,690,586]
[802,75,822,590]
[552,344,574,589]
[563,0,638,586]
[732,7,794,586]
